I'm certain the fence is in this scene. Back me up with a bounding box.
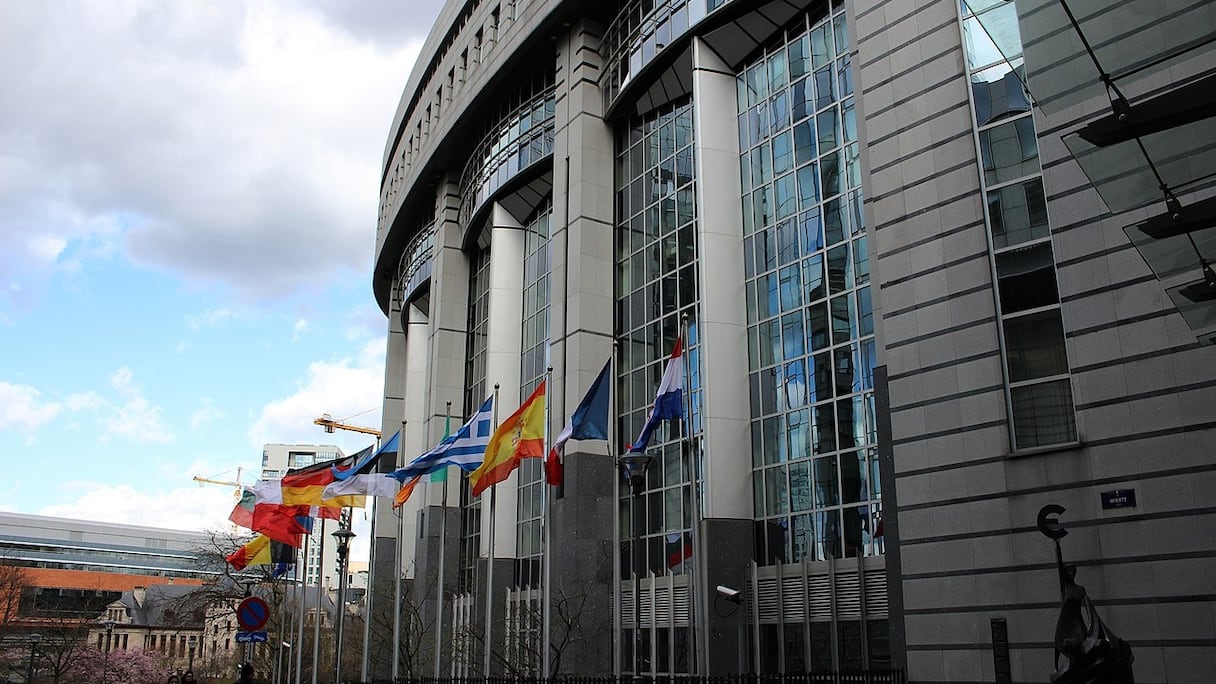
[361,672,907,684]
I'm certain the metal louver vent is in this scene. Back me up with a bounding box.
[781,575,807,621]
[864,568,888,616]
[808,574,832,619]
[835,572,861,620]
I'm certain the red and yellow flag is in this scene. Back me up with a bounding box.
[470,381,546,497]
[392,475,423,509]
[225,534,272,571]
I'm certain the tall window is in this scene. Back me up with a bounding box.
[961,0,1077,450]
[459,248,492,592]
[738,6,882,566]
[515,202,552,588]
[614,101,700,580]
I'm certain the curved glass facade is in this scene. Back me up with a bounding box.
[738,6,881,565]
[458,81,556,228]
[602,0,732,108]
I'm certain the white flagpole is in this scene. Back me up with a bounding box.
[311,523,325,684]
[361,432,381,683]
[294,532,309,684]
[679,312,708,675]
[541,365,553,679]
[482,384,501,677]
[433,401,452,678]
[392,420,406,680]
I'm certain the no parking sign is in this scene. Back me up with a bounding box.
[236,596,270,632]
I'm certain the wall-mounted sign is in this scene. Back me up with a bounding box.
[1101,489,1136,510]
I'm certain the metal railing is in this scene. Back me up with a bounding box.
[363,672,907,684]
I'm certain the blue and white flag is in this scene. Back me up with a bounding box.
[391,396,494,480]
[629,336,684,453]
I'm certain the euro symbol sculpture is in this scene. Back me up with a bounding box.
[1036,505,1134,683]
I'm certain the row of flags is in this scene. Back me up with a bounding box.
[225,338,686,571]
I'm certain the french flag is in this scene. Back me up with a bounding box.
[629,336,685,453]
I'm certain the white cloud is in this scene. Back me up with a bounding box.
[105,366,174,443]
[39,483,238,535]
[249,337,387,454]
[0,381,62,432]
[0,0,435,307]
[186,308,237,330]
[190,400,226,431]
[292,318,310,341]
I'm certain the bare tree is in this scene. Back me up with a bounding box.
[0,560,29,629]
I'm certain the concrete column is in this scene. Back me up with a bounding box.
[547,18,617,676]
[479,202,526,560]
[691,37,752,521]
[400,300,432,574]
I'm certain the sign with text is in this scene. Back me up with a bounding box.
[1101,489,1137,510]
[236,631,268,644]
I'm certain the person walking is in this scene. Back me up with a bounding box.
[235,662,255,683]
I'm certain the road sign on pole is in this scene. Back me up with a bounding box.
[236,631,268,644]
[236,596,270,631]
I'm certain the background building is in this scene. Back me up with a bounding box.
[261,443,348,592]
[368,0,1216,682]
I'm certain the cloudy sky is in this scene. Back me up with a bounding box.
[0,0,444,557]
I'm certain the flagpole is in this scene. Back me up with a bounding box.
[392,420,406,680]
[361,433,381,683]
[312,522,325,684]
[482,384,500,678]
[541,365,553,679]
[434,401,452,679]
[609,341,621,679]
[294,531,309,684]
[679,312,707,675]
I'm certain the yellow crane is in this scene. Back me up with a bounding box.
[192,468,246,499]
[314,413,381,437]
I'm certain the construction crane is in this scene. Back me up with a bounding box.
[314,413,381,437]
[192,467,246,499]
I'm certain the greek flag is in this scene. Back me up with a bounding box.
[391,396,494,480]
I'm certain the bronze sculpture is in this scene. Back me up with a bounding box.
[1037,504,1134,683]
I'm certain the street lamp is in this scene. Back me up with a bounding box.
[619,452,654,678]
[332,520,356,684]
[26,633,40,684]
[101,620,115,684]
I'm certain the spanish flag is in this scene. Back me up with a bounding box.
[470,381,546,497]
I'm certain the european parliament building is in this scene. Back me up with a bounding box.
[366,1,1216,682]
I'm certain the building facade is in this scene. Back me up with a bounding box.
[369,1,1216,682]
[261,443,348,592]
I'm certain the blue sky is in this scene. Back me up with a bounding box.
[0,0,444,555]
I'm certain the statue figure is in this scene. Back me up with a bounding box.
[1038,505,1134,684]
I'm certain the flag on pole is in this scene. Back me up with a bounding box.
[430,413,452,483]
[391,396,494,480]
[321,431,404,499]
[470,382,547,497]
[225,534,293,571]
[392,475,423,509]
[547,359,611,485]
[228,488,256,529]
[270,450,367,508]
[629,336,684,453]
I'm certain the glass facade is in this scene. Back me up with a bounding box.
[961,0,1077,451]
[738,6,881,566]
[515,202,552,588]
[459,247,493,593]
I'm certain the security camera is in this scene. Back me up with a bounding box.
[716,585,741,603]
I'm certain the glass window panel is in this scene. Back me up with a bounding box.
[775,172,798,219]
[756,227,777,272]
[777,218,800,265]
[1003,309,1069,382]
[845,142,861,189]
[821,149,842,199]
[747,63,767,106]
[818,508,843,559]
[754,185,773,229]
[664,487,682,532]
[771,90,791,133]
[968,3,1024,68]
[773,130,794,175]
[790,461,812,511]
[792,513,815,561]
[788,408,811,462]
[779,264,803,312]
[814,65,837,109]
[758,319,778,367]
[759,370,779,417]
[766,467,788,515]
[1012,379,1078,448]
[794,119,817,164]
[783,359,808,409]
[827,243,853,292]
[753,471,766,517]
[996,242,1059,313]
[789,36,810,79]
[979,116,1039,185]
[807,303,830,353]
[745,280,758,324]
[831,293,856,342]
[858,285,873,336]
[813,453,839,506]
[768,49,789,92]
[791,77,812,121]
[751,420,765,468]
[834,13,849,55]
[803,253,826,303]
[816,108,839,151]
[797,163,821,209]
[840,449,867,504]
[842,100,857,143]
[854,234,870,284]
[801,208,824,254]
[838,53,853,98]
[782,311,806,359]
[814,403,837,454]
[810,23,833,69]
[860,339,876,391]
[971,60,1030,127]
[834,343,860,395]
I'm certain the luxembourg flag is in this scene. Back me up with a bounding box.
[629,336,684,453]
